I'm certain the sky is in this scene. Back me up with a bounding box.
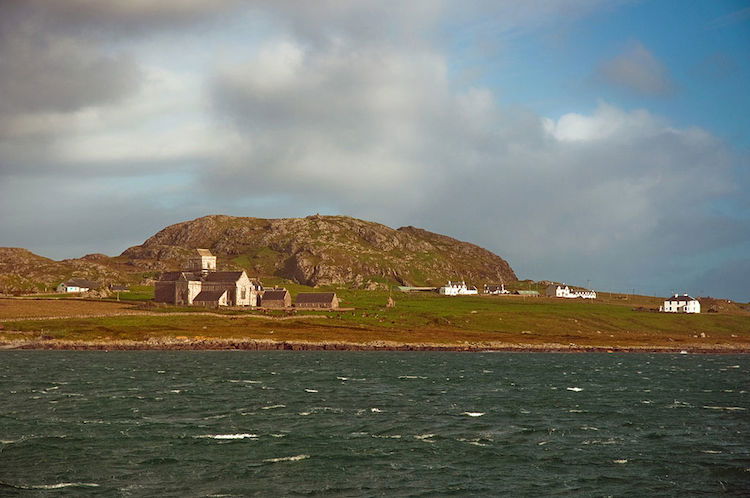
[1,0,749,300]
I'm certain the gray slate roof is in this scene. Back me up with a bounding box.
[62,278,101,289]
[203,271,245,283]
[296,292,336,304]
[262,290,289,301]
[158,271,202,282]
[665,294,697,302]
[193,289,227,302]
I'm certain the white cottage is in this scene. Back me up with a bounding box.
[439,281,478,296]
[545,284,596,299]
[660,294,701,313]
[56,278,101,293]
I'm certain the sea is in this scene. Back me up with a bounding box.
[0,351,748,496]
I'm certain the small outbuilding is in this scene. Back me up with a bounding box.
[660,294,700,313]
[295,292,339,309]
[260,288,292,308]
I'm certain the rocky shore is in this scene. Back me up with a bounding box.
[1,338,748,354]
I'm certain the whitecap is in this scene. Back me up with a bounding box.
[414,433,436,442]
[612,459,628,464]
[568,409,586,413]
[336,376,350,381]
[263,454,309,463]
[702,450,722,454]
[26,483,99,489]
[462,412,485,417]
[370,408,383,413]
[566,387,583,392]
[398,375,427,379]
[197,434,257,440]
[298,412,311,416]
[243,380,262,384]
[169,390,182,394]
[261,404,285,410]
[304,389,318,393]
[702,406,746,411]
[372,434,401,439]
[538,441,548,445]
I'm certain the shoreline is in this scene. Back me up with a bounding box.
[1,338,748,354]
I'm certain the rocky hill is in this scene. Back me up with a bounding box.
[0,248,129,294]
[122,215,517,287]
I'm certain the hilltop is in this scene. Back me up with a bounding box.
[121,214,517,287]
[0,215,517,292]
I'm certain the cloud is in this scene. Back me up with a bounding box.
[205,34,742,298]
[597,42,675,96]
[0,34,139,117]
[0,0,746,300]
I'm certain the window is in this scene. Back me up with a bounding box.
[241,289,247,300]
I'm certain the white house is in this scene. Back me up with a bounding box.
[56,278,101,293]
[545,284,596,299]
[660,294,701,313]
[439,281,478,296]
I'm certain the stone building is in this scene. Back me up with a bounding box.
[154,249,260,307]
[260,288,291,308]
[295,292,339,309]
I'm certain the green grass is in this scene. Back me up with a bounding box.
[111,285,154,301]
[2,288,749,348]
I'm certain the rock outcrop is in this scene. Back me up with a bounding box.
[122,214,517,287]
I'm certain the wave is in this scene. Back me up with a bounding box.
[462,412,485,417]
[263,454,309,463]
[0,482,99,490]
[196,434,258,440]
[702,406,746,411]
[304,389,318,393]
[261,404,285,410]
[566,387,584,392]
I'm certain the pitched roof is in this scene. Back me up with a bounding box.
[665,294,697,302]
[203,271,245,283]
[63,278,100,289]
[158,271,202,282]
[193,289,227,302]
[295,292,336,304]
[262,290,289,301]
[195,249,214,257]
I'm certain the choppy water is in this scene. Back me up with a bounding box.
[1,351,748,496]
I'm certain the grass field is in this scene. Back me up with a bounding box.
[1,290,749,350]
